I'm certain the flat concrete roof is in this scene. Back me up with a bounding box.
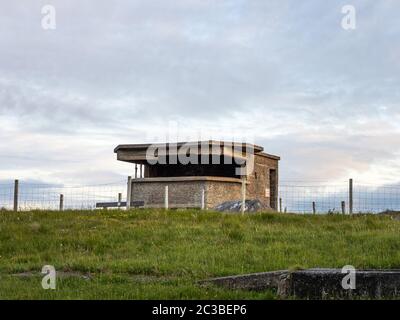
[114,140,280,160]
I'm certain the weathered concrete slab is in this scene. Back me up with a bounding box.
[95,201,144,208]
[202,270,289,293]
[201,268,400,299]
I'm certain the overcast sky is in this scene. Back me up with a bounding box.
[0,1,399,186]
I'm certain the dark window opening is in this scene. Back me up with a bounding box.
[148,163,240,178]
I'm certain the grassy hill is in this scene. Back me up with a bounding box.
[0,209,400,299]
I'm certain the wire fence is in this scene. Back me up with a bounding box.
[278,181,400,214]
[1,179,400,213]
[0,183,14,210]
[353,184,400,214]
[0,181,127,211]
[279,183,348,214]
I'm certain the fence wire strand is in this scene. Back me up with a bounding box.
[1,180,400,213]
[0,181,127,210]
[279,182,400,214]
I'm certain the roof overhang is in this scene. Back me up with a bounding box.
[114,140,280,163]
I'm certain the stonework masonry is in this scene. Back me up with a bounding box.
[130,152,279,210]
[131,177,242,209]
[115,141,280,210]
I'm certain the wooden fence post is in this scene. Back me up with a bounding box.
[241,176,246,215]
[118,193,122,209]
[312,201,316,214]
[279,198,282,213]
[126,176,132,210]
[13,179,19,212]
[349,179,353,214]
[165,186,169,210]
[59,194,64,211]
[341,201,346,215]
[201,187,205,210]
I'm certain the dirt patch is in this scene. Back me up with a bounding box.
[129,274,174,283]
[12,271,92,280]
[11,271,174,283]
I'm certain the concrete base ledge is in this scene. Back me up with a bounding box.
[201,268,400,299]
[131,176,244,184]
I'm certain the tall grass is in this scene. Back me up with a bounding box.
[0,209,399,299]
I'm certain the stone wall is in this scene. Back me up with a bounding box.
[246,154,279,209]
[132,180,205,208]
[130,152,279,210]
[204,181,242,209]
[131,177,242,209]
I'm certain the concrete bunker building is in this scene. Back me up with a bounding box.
[114,141,280,210]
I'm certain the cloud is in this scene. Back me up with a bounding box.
[0,1,399,186]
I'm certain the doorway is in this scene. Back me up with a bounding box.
[269,169,277,210]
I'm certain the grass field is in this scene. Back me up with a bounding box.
[1,209,400,299]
